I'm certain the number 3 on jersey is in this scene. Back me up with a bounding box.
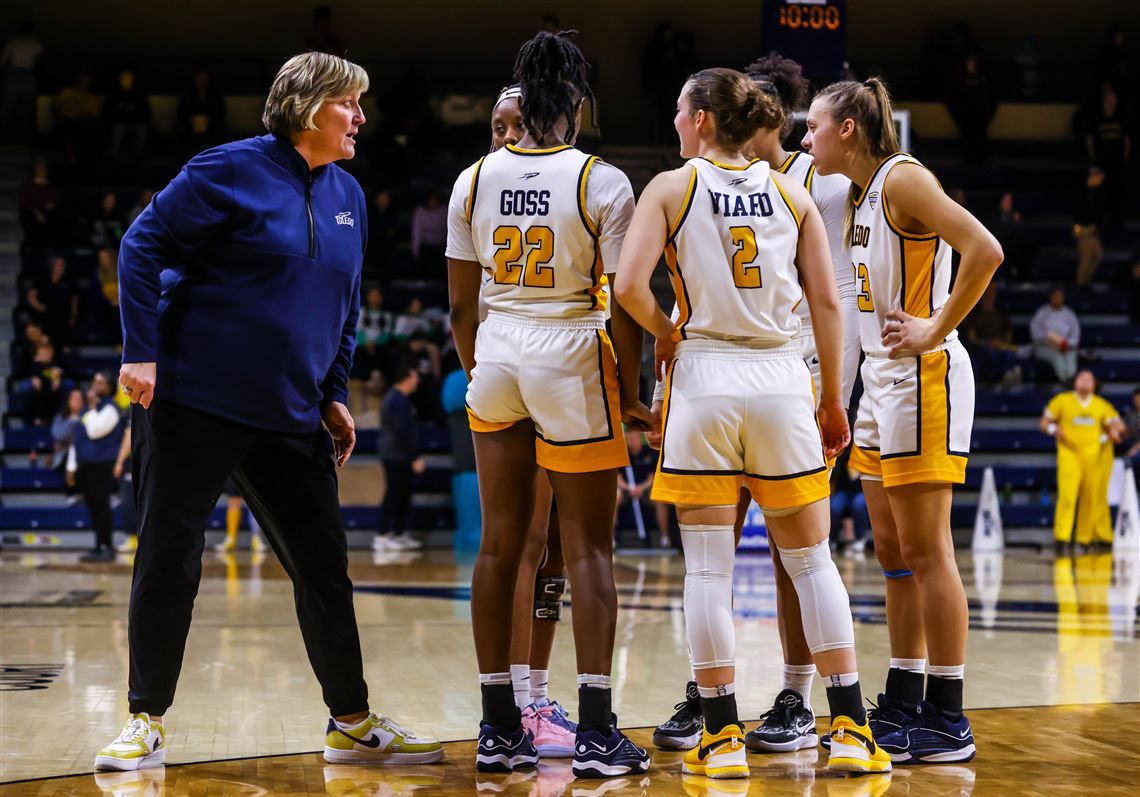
[730,226,762,288]
[855,262,875,312]
[493,225,555,288]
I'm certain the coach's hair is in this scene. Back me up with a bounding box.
[815,77,900,238]
[512,30,595,145]
[743,52,808,135]
[262,52,369,137]
[683,68,783,150]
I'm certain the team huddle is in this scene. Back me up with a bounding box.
[446,30,1003,781]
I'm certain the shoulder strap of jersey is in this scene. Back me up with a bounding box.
[667,163,699,243]
[576,154,602,239]
[465,156,487,223]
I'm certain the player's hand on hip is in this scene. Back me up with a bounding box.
[882,309,937,359]
[817,398,851,460]
[322,401,356,467]
[119,362,157,408]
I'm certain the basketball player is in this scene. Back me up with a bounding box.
[615,67,891,779]
[650,55,859,755]
[489,83,578,757]
[803,77,1003,763]
[446,31,652,779]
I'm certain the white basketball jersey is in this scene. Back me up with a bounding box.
[466,144,607,321]
[778,151,856,325]
[667,157,803,344]
[851,153,957,356]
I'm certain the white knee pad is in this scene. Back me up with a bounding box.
[680,524,736,670]
[777,540,855,654]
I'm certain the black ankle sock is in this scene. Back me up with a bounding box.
[885,667,925,706]
[926,676,964,720]
[826,682,868,726]
[578,685,612,730]
[701,693,740,734]
[480,684,520,728]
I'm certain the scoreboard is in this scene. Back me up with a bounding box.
[761,0,848,83]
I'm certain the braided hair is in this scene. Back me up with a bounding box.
[512,30,595,146]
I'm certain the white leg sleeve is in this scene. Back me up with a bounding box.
[680,524,736,670]
[777,540,855,654]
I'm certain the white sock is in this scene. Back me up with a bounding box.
[333,715,368,730]
[530,669,549,702]
[928,664,965,680]
[577,673,611,689]
[697,682,736,699]
[890,657,927,674]
[783,663,816,700]
[510,663,531,709]
[826,672,860,688]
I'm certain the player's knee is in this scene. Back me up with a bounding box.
[534,574,566,622]
[776,540,854,653]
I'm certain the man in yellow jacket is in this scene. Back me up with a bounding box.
[1040,370,1125,551]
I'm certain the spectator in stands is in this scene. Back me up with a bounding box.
[410,190,447,278]
[994,190,1036,281]
[1074,166,1106,286]
[947,52,996,163]
[74,372,125,562]
[1031,287,1080,385]
[0,21,43,142]
[26,255,77,345]
[13,319,47,377]
[616,430,672,549]
[178,71,226,159]
[20,159,64,248]
[441,361,480,547]
[1041,370,1125,553]
[375,365,426,552]
[1094,25,1128,97]
[90,192,126,249]
[51,387,84,472]
[964,283,1021,387]
[52,71,102,166]
[18,339,62,425]
[1013,37,1042,100]
[1084,83,1129,229]
[127,188,154,224]
[94,246,122,341]
[354,286,395,383]
[104,69,151,166]
[305,5,346,57]
[365,188,401,279]
[830,461,871,555]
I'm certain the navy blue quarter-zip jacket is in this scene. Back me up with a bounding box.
[119,134,365,433]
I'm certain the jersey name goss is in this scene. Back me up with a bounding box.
[500,189,551,216]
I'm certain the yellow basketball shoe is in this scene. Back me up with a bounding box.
[323,713,444,764]
[827,715,892,773]
[681,724,749,779]
[94,714,166,771]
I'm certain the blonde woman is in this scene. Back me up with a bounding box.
[99,52,443,771]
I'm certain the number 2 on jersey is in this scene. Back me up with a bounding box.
[730,226,761,288]
[493,225,555,288]
[855,263,875,312]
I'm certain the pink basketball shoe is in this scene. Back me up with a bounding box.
[521,702,575,758]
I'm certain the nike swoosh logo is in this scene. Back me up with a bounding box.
[811,356,820,365]
[892,377,911,386]
[697,738,739,758]
[338,729,382,748]
[588,741,611,753]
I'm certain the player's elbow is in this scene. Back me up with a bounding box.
[613,273,639,309]
[979,234,1004,274]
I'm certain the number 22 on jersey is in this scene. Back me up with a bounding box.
[493,225,555,288]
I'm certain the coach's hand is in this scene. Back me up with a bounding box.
[817,398,851,460]
[322,401,356,467]
[119,362,157,408]
[646,400,664,449]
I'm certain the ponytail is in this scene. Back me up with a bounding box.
[815,76,900,239]
[512,30,595,146]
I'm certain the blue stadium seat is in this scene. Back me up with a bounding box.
[0,468,67,491]
[970,429,1054,452]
